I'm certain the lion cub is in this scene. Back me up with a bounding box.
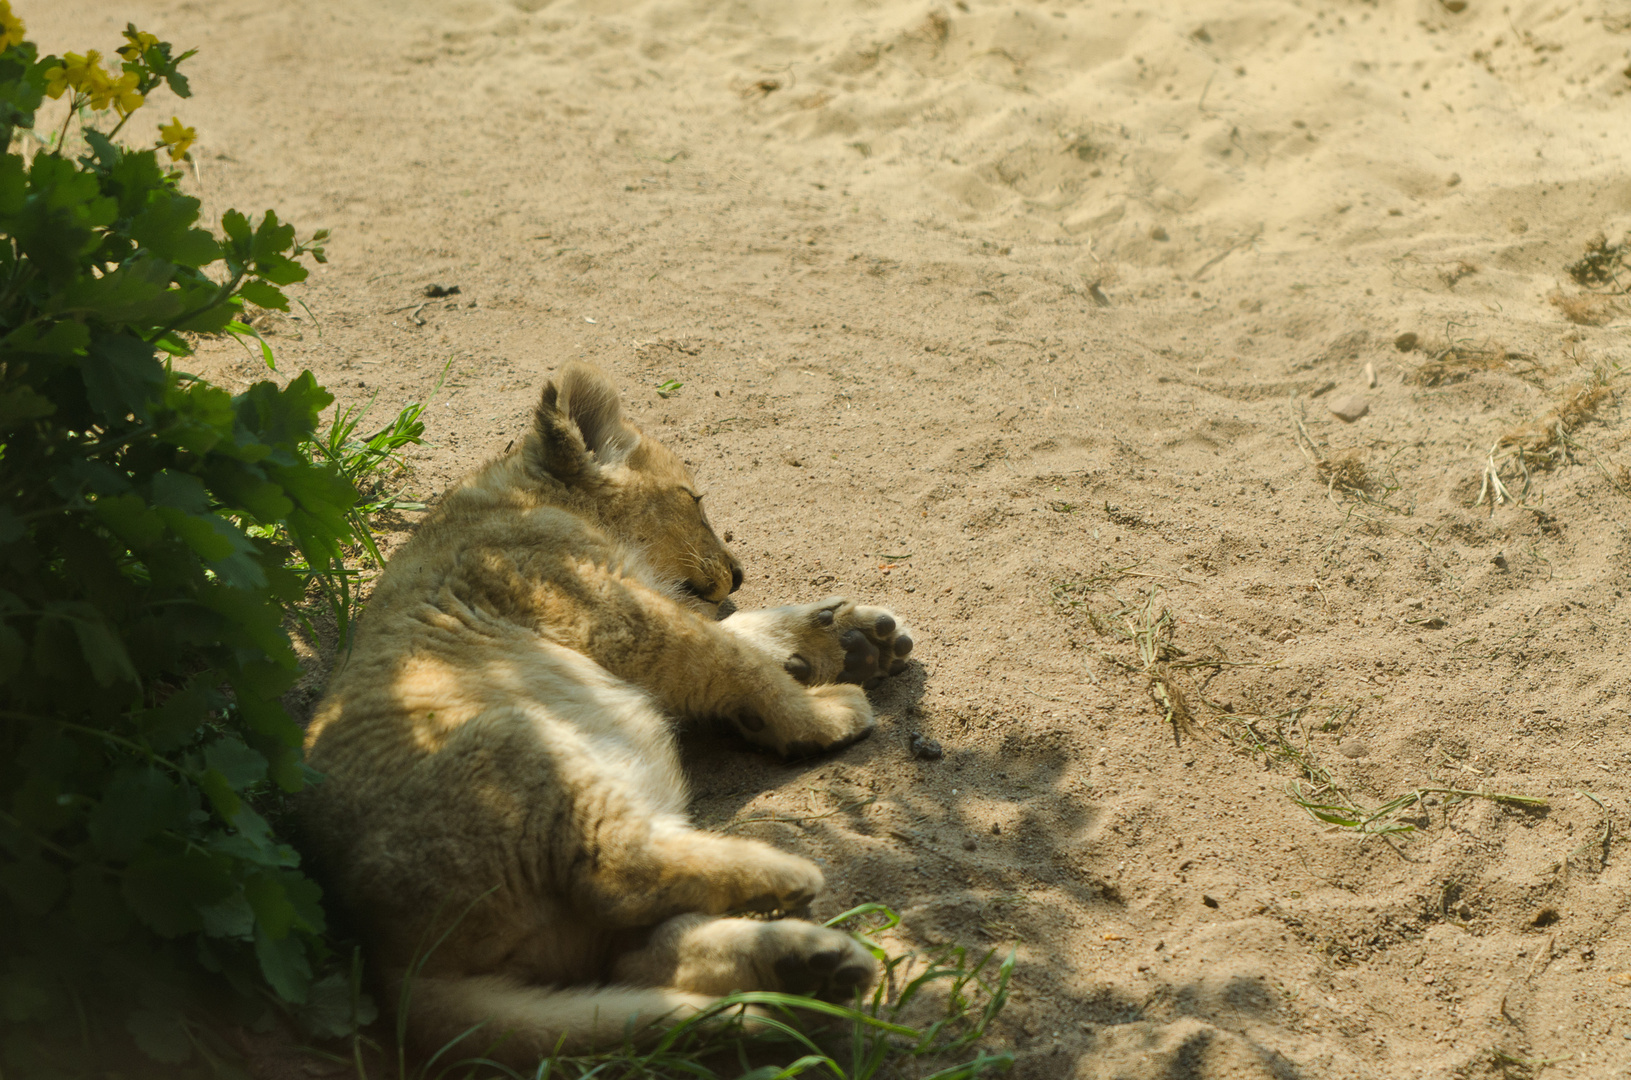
[299,362,914,1065]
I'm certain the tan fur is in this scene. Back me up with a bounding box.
[299,363,914,1065]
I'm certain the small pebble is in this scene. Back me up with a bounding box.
[1339,738,1369,759]
[962,838,977,851]
[1394,331,1419,352]
[1328,395,1369,422]
[1363,362,1376,388]
[908,733,944,761]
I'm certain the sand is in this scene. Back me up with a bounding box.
[31,0,1631,1076]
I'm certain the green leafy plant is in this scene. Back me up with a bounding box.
[294,372,440,647]
[0,10,359,1075]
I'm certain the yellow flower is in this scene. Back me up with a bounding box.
[43,50,101,101]
[158,116,196,161]
[0,1,26,51]
[118,28,159,61]
[90,69,144,116]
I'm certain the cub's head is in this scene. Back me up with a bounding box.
[524,362,743,604]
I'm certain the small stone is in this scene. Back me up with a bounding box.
[1394,331,1419,352]
[1328,395,1369,422]
[1339,738,1368,759]
[1364,362,1377,388]
[963,837,977,851]
[1150,225,1169,241]
[908,733,944,761]
[991,821,1002,835]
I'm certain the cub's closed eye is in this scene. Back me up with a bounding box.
[691,493,705,504]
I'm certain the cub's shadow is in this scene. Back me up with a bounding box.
[675,657,1307,1080]
[678,639,929,791]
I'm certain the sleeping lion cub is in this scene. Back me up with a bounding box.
[299,362,914,1064]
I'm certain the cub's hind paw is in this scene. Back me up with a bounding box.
[767,925,877,1002]
[770,598,914,689]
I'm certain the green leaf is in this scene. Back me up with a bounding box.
[198,888,255,939]
[131,190,220,267]
[237,280,288,312]
[281,870,325,935]
[0,856,67,916]
[204,737,268,789]
[93,492,166,548]
[153,504,267,589]
[265,743,311,794]
[0,622,24,683]
[0,964,56,1023]
[126,1008,193,1065]
[253,254,308,287]
[0,384,55,429]
[220,208,251,260]
[68,864,135,944]
[299,973,377,1040]
[0,505,21,544]
[42,599,138,687]
[49,256,183,324]
[250,209,296,264]
[81,333,166,422]
[88,766,188,861]
[14,154,115,283]
[243,872,297,939]
[196,768,241,822]
[157,378,235,455]
[121,849,232,938]
[203,467,293,524]
[0,151,24,216]
[133,681,213,751]
[225,319,277,370]
[254,922,311,1004]
[1,318,90,355]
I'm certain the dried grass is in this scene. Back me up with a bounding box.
[1549,290,1620,326]
[1478,381,1615,508]
[1407,343,1536,387]
[1315,453,1372,496]
[1499,383,1612,465]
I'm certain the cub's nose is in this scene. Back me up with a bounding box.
[730,563,744,593]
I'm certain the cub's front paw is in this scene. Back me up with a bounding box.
[727,848,825,915]
[779,598,914,689]
[732,683,875,759]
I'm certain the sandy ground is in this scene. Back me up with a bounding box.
[32,0,1631,1076]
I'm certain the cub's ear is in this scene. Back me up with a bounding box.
[558,362,640,466]
[526,363,640,486]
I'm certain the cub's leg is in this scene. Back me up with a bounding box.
[721,597,914,689]
[567,820,827,924]
[559,581,885,758]
[613,913,877,1001]
[404,973,719,1062]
